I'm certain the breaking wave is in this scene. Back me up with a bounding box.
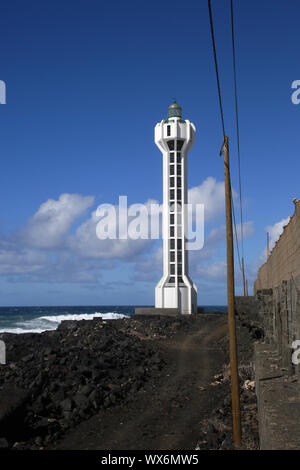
[0,311,128,334]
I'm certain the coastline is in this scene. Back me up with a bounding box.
[0,312,257,450]
[0,306,227,335]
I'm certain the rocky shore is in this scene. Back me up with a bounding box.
[0,316,170,449]
[0,313,260,450]
[0,315,201,450]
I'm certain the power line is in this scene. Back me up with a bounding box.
[208,0,226,139]
[231,0,245,262]
[208,0,243,275]
[232,193,243,273]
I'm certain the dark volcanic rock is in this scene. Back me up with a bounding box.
[0,316,170,449]
[0,438,8,450]
[0,384,30,442]
[60,398,73,412]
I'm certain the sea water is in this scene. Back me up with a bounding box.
[0,305,227,334]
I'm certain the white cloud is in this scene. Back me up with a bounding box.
[193,220,253,262]
[133,246,163,281]
[0,241,46,275]
[266,216,290,251]
[188,177,228,221]
[0,182,253,289]
[69,199,158,260]
[23,193,94,249]
[14,257,103,284]
[132,215,255,284]
[193,261,227,282]
[236,220,255,241]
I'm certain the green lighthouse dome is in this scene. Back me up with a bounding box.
[168,100,182,119]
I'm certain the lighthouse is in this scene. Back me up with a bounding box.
[155,101,197,314]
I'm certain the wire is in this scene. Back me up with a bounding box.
[231,0,245,264]
[232,193,243,273]
[208,0,226,139]
[208,0,243,276]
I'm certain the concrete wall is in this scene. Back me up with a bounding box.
[252,202,300,448]
[254,199,300,293]
[255,282,300,372]
[237,291,300,449]
[253,199,300,372]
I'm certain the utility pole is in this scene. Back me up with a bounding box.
[267,232,270,259]
[242,257,246,296]
[222,136,242,447]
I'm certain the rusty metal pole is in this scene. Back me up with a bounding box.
[242,257,246,296]
[223,136,242,447]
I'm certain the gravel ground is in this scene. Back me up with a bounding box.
[195,319,261,450]
[0,313,260,450]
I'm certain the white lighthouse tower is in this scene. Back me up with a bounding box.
[155,101,197,315]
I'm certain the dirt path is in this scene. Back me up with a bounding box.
[52,315,228,450]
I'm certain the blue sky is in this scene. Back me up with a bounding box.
[0,0,299,306]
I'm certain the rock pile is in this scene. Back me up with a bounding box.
[0,318,165,449]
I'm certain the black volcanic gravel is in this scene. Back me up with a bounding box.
[0,317,169,449]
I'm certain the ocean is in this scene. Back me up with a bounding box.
[0,306,227,334]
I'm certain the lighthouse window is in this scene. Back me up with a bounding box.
[177,189,181,200]
[177,140,184,151]
[177,153,181,163]
[177,177,181,187]
[167,125,171,137]
[170,264,175,275]
[170,177,174,187]
[170,252,175,262]
[178,251,182,262]
[177,239,182,249]
[178,277,184,284]
[167,140,175,151]
[170,239,175,250]
[177,165,181,175]
[170,189,174,200]
[170,165,174,175]
[170,152,174,163]
[169,277,175,283]
[170,226,174,237]
[177,264,182,275]
[170,214,174,225]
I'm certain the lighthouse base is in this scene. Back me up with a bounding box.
[134,307,180,317]
[155,282,197,315]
